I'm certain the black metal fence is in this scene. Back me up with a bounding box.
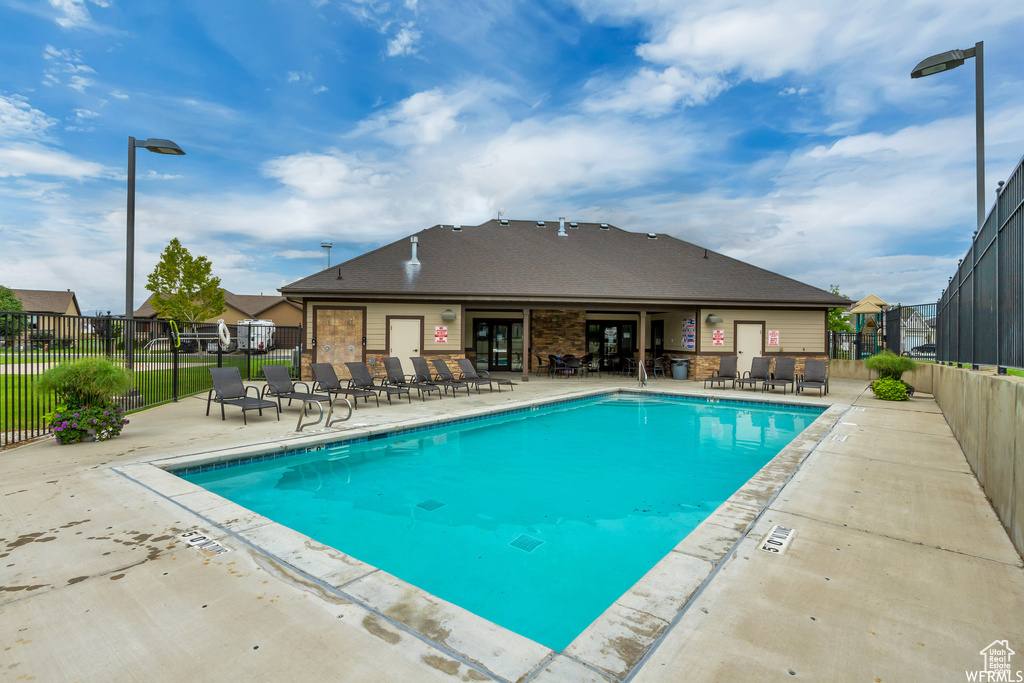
[829,303,937,361]
[936,151,1024,371]
[1,312,302,447]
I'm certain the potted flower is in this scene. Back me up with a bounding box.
[37,357,132,444]
[864,350,918,401]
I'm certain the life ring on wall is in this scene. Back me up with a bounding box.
[218,321,231,347]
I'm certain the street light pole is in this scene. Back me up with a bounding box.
[125,136,186,366]
[911,41,984,229]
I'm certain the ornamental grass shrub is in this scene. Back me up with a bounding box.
[37,357,132,444]
[864,350,917,381]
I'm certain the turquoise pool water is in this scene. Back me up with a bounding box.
[181,393,821,650]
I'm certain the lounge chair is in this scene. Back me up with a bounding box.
[762,357,797,394]
[311,363,379,409]
[456,358,513,392]
[411,356,470,396]
[381,357,442,401]
[703,356,738,389]
[735,357,771,390]
[206,366,279,424]
[260,364,332,410]
[345,362,411,405]
[430,359,475,396]
[796,359,829,396]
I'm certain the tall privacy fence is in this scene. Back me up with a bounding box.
[936,151,1024,372]
[1,311,301,447]
[829,302,937,361]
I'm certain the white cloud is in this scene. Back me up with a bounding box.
[261,152,394,200]
[386,25,421,57]
[0,144,109,180]
[110,90,129,100]
[584,66,727,116]
[42,45,97,92]
[0,94,58,140]
[275,249,323,259]
[356,88,464,146]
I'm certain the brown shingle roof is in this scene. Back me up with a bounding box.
[11,289,80,315]
[280,220,850,307]
[134,291,298,319]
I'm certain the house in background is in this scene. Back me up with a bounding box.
[280,219,849,382]
[12,288,82,317]
[134,290,302,327]
[10,288,84,340]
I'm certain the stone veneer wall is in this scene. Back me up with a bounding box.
[530,310,587,373]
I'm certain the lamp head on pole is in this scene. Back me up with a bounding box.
[911,47,972,79]
[135,138,186,155]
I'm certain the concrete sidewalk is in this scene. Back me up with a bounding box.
[1,377,1022,681]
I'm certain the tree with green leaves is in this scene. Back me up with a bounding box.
[827,284,853,332]
[0,285,25,339]
[145,238,225,322]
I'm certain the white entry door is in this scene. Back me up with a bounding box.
[736,323,764,377]
[389,318,422,376]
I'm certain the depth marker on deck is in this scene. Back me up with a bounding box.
[179,530,231,558]
[758,525,795,554]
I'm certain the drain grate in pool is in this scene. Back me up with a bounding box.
[509,534,544,553]
[416,499,445,511]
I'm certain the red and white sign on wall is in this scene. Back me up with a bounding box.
[712,329,725,346]
[434,325,448,344]
[767,329,780,347]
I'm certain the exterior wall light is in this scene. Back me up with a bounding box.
[442,309,457,321]
[706,314,723,324]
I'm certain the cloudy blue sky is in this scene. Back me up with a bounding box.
[2,0,1023,315]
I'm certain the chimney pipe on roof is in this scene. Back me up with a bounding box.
[410,236,420,265]
[558,216,567,237]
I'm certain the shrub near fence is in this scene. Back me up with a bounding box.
[1,312,302,447]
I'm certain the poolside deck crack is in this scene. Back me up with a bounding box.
[765,508,1024,568]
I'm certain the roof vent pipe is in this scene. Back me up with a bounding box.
[558,216,567,237]
[410,236,420,265]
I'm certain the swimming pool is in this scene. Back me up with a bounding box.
[178,393,823,650]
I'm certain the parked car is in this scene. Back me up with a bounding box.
[904,343,935,357]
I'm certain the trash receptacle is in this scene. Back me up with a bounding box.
[671,358,689,380]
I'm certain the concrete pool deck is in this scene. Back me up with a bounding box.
[2,376,1022,681]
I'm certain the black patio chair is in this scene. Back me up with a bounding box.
[206,366,279,424]
[703,356,738,389]
[410,356,469,396]
[796,359,829,396]
[381,356,442,401]
[345,361,411,405]
[763,357,797,394]
[735,357,771,391]
[457,358,513,392]
[260,364,331,410]
[310,363,379,409]
[428,358,473,396]
[565,356,585,378]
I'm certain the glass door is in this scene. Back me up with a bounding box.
[587,320,636,370]
[473,319,524,372]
